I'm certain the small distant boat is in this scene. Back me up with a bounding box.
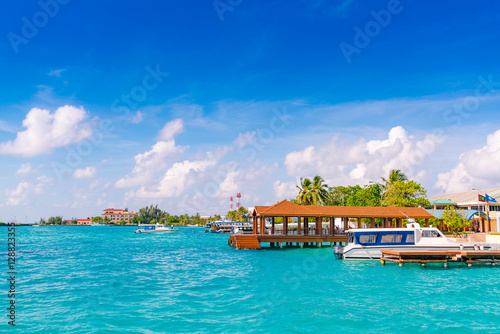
[135,223,178,234]
[91,223,107,226]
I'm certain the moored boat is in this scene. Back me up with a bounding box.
[134,223,178,234]
[338,222,491,259]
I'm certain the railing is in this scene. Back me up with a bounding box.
[266,228,345,236]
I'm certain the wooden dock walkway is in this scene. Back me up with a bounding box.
[381,249,500,267]
[228,234,348,250]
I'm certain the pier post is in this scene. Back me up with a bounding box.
[300,242,304,248]
[283,216,288,236]
[271,217,275,235]
[279,242,283,249]
[330,217,334,235]
[298,217,302,236]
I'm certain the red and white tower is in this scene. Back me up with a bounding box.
[230,196,233,210]
[236,193,241,209]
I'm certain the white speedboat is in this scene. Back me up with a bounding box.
[91,223,106,226]
[338,222,490,259]
[135,223,178,234]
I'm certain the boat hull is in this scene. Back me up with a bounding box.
[134,229,178,234]
[343,245,480,259]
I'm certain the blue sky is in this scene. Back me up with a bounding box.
[1,0,500,222]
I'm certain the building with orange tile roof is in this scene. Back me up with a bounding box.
[102,208,138,224]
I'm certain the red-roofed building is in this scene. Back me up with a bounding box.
[102,208,138,224]
[77,219,92,226]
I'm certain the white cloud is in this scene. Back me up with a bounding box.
[273,180,297,199]
[73,167,97,179]
[129,111,143,124]
[6,176,53,206]
[47,69,66,77]
[34,176,53,194]
[436,129,500,193]
[215,163,279,198]
[0,106,93,157]
[157,119,183,141]
[16,163,33,176]
[233,131,256,148]
[6,182,31,206]
[284,126,443,186]
[115,121,186,188]
[136,158,218,198]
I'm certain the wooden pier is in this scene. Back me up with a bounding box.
[380,249,500,267]
[228,200,434,250]
[228,234,347,250]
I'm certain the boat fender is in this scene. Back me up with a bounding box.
[459,244,464,251]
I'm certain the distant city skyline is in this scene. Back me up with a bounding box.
[1,1,500,221]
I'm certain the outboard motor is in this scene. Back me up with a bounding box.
[333,245,344,260]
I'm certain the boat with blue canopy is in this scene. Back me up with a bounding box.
[134,223,178,234]
[338,222,491,259]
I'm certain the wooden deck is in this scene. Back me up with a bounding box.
[228,234,348,250]
[228,235,262,250]
[381,249,500,267]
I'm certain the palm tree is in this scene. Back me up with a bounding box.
[310,175,329,205]
[381,169,408,192]
[296,177,312,205]
[296,176,329,205]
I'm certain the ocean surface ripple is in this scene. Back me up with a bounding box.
[3,226,500,333]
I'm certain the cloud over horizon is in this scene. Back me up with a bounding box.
[0,106,93,157]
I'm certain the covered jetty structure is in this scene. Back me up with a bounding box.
[228,200,434,249]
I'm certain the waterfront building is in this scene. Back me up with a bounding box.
[429,188,500,233]
[101,208,138,224]
[77,219,92,226]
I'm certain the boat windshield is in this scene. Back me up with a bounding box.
[352,231,415,246]
[421,230,441,238]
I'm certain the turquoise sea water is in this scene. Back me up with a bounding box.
[3,226,500,333]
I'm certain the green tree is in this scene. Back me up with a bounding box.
[47,216,63,225]
[103,216,110,224]
[139,204,168,224]
[381,169,408,192]
[39,218,46,225]
[71,218,78,225]
[442,206,469,236]
[382,180,429,207]
[226,207,249,222]
[130,216,141,225]
[296,176,329,205]
[92,216,103,223]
